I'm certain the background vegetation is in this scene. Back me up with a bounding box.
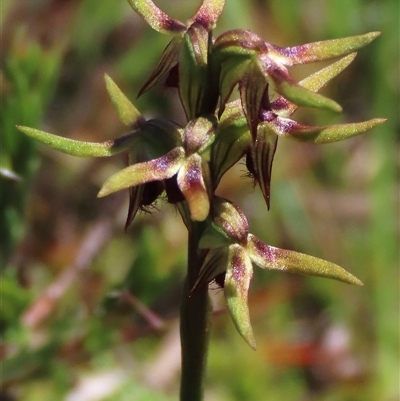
[1,0,398,400]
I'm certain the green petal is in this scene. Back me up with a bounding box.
[264,60,342,112]
[268,32,380,66]
[225,244,256,349]
[177,153,210,221]
[247,234,363,285]
[265,117,387,144]
[127,0,186,34]
[189,0,226,31]
[104,74,143,127]
[16,126,136,157]
[272,53,357,117]
[98,146,184,197]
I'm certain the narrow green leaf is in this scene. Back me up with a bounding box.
[247,234,363,285]
[127,0,186,34]
[98,147,185,197]
[17,126,136,157]
[104,74,143,127]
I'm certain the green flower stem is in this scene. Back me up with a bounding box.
[180,223,211,401]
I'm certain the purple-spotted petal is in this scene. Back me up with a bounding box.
[184,115,217,155]
[267,32,380,66]
[212,197,249,245]
[127,0,186,34]
[271,53,357,117]
[98,147,185,197]
[224,244,256,349]
[177,153,210,221]
[189,0,226,31]
[247,234,363,285]
[263,116,387,144]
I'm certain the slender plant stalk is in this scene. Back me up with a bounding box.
[180,223,211,401]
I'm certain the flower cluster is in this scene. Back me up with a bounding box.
[18,0,385,348]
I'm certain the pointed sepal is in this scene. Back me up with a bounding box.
[224,244,256,349]
[104,74,144,127]
[272,53,357,117]
[249,124,278,209]
[127,0,186,34]
[268,32,380,66]
[247,234,363,285]
[266,117,387,144]
[98,147,185,197]
[16,126,136,157]
[262,56,342,113]
[189,0,226,31]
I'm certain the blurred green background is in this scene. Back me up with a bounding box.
[1,0,398,400]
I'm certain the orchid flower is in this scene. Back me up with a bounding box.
[194,197,362,349]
